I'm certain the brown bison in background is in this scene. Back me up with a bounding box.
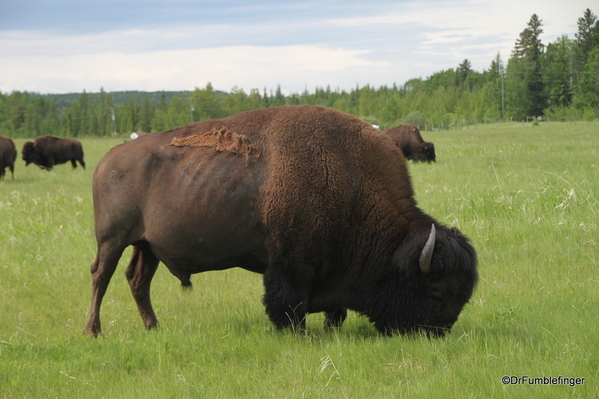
[85,105,477,338]
[384,124,436,163]
[0,135,17,180]
[22,135,85,171]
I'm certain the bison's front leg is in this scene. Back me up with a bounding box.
[125,243,160,330]
[262,267,309,333]
[324,308,347,330]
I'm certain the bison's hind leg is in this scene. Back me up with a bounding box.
[125,242,160,331]
[72,158,86,169]
[85,243,126,337]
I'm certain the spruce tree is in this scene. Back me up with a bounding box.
[574,9,599,78]
[573,8,599,106]
[543,36,573,108]
[508,14,547,118]
[456,59,472,87]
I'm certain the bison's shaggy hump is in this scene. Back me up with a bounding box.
[170,127,260,159]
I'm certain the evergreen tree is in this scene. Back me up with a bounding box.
[96,88,114,136]
[456,59,472,87]
[69,90,92,136]
[247,89,264,110]
[543,36,574,108]
[486,52,505,82]
[273,85,286,107]
[508,14,547,118]
[574,9,599,81]
[573,9,599,109]
[140,95,154,133]
[119,97,141,133]
[262,88,269,108]
[9,92,27,133]
[575,47,599,109]
[481,52,505,118]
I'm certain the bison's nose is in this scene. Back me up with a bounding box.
[433,331,445,338]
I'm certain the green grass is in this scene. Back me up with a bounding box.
[1,123,598,398]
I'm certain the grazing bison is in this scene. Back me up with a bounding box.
[22,135,85,170]
[0,135,17,180]
[85,105,477,337]
[384,124,436,163]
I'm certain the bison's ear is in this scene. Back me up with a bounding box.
[419,224,436,273]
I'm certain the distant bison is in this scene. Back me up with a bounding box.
[85,105,477,338]
[384,124,436,163]
[0,135,17,180]
[22,135,85,171]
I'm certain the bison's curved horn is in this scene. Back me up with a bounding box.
[419,224,436,273]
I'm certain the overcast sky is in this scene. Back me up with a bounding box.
[0,0,591,95]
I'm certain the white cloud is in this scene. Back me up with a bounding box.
[0,45,389,94]
[0,0,593,93]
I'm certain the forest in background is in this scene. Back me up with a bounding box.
[1,10,598,138]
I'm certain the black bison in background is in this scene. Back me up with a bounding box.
[22,135,85,171]
[384,124,436,163]
[0,135,17,180]
[85,105,477,338]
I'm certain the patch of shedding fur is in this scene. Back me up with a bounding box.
[170,127,260,160]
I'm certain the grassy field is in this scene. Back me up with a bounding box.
[1,122,597,398]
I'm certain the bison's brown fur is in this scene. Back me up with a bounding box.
[171,127,260,160]
[0,136,17,180]
[85,106,476,337]
[384,124,436,163]
[22,135,85,171]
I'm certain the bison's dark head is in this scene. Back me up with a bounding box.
[417,142,436,163]
[22,142,37,166]
[373,224,478,337]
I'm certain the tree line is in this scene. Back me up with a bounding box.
[1,9,598,138]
